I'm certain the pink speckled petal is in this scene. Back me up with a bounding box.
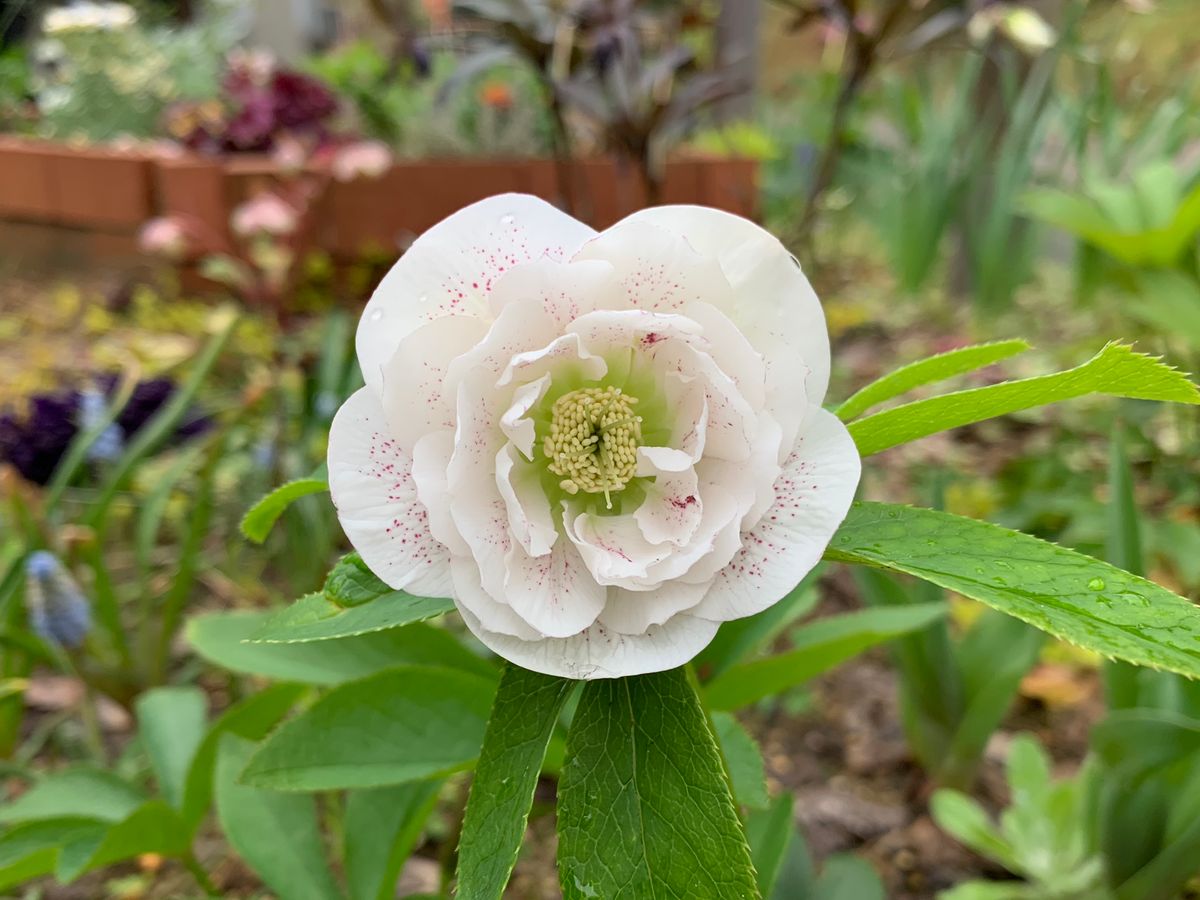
[443,298,558,400]
[497,333,607,389]
[566,308,704,353]
[633,466,702,547]
[380,315,488,453]
[327,388,452,598]
[634,484,743,587]
[357,194,595,393]
[564,508,671,587]
[598,581,710,635]
[487,256,626,328]
[573,219,735,314]
[692,407,860,622]
[652,341,757,462]
[502,541,606,638]
[458,602,719,680]
[496,443,557,557]
[611,205,830,420]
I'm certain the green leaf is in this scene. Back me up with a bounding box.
[241,665,497,791]
[135,444,203,571]
[323,552,392,607]
[930,790,1017,870]
[813,855,885,900]
[826,502,1200,679]
[70,801,191,880]
[712,712,770,810]
[0,770,144,824]
[1091,709,1200,777]
[135,686,207,810]
[556,668,760,900]
[457,665,575,900]
[187,611,486,684]
[249,590,457,644]
[705,604,948,710]
[847,343,1200,457]
[344,782,442,900]
[746,793,797,897]
[181,683,306,834]
[696,575,820,680]
[215,735,341,900]
[836,339,1031,421]
[240,478,329,544]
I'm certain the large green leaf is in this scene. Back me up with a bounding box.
[556,668,760,900]
[135,686,207,810]
[344,782,442,900]
[69,801,191,880]
[187,611,487,684]
[847,343,1199,456]
[248,590,457,644]
[181,683,306,834]
[826,502,1200,679]
[215,735,341,900]
[837,339,1031,421]
[456,665,575,900]
[241,665,497,791]
[240,478,330,544]
[705,604,948,710]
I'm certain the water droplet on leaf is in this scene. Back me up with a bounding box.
[1087,578,1105,591]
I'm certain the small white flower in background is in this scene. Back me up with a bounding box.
[331,141,394,182]
[25,552,92,648]
[231,193,299,238]
[43,1,136,34]
[328,195,861,678]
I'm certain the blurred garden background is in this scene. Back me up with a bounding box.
[2,0,1200,897]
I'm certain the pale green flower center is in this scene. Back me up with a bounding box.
[543,385,643,508]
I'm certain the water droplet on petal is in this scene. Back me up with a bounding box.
[501,214,515,225]
[417,294,428,305]
[1088,578,1105,591]
[368,308,384,322]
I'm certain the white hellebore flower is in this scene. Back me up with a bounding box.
[328,195,862,679]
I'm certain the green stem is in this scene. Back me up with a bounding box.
[183,851,220,898]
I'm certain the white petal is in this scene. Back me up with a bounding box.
[565,508,671,586]
[634,467,702,547]
[598,581,710,635]
[653,342,756,462]
[357,194,595,393]
[612,205,831,413]
[502,541,606,638]
[635,483,742,587]
[488,256,625,328]
[681,301,766,411]
[451,557,541,641]
[634,374,708,476]
[573,219,736,313]
[327,388,452,598]
[458,604,719,680]
[497,333,608,388]
[443,298,558,399]
[410,428,467,555]
[380,315,487,453]
[500,374,550,460]
[566,308,704,352]
[496,444,557,557]
[693,407,860,622]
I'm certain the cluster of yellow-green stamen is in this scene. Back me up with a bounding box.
[544,385,643,508]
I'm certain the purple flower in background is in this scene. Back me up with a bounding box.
[25,551,91,648]
[270,70,337,130]
[0,377,212,486]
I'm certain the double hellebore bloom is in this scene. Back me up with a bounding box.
[328,195,861,678]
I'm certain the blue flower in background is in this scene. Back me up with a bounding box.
[77,388,125,464]
[24,551,92,648]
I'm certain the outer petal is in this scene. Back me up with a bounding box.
[692,407,861,622]
[357,194,595,393]
[451,557,541,641]
[458,604,719,680]
[612,205,831,421]
[328,388,452,598]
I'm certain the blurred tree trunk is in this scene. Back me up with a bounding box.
[714,0,761,122]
